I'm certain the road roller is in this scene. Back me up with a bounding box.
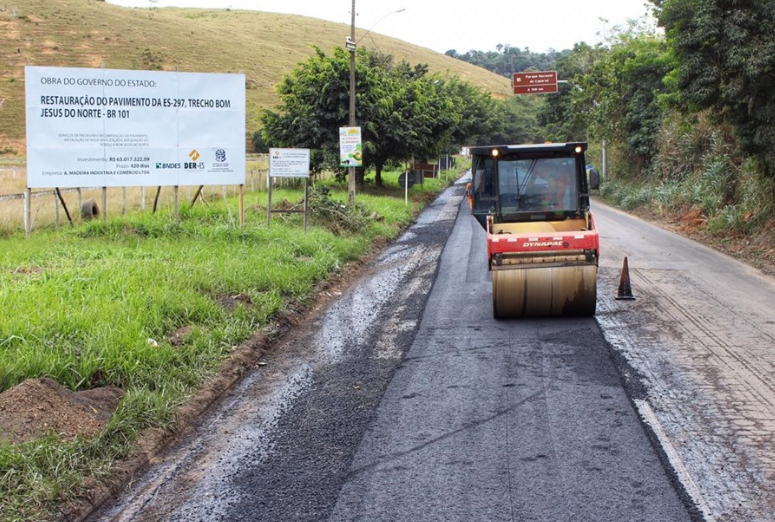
[469,142,600,318]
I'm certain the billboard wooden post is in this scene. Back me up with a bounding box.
[102,187,107,221]
[239,184,245,227]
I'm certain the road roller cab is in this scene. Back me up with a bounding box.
[469,142,600,318]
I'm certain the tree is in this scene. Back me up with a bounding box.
[260,47,350,175]
[261,47,494,186]
[252,129,269,153]
[655,0,775,173]
[537,43,605,143]
[575,32,674,173]
[443,77,498,148]
[445,46,567,78]
[470,96,540,146]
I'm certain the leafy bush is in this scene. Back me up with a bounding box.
[307,185,375,235]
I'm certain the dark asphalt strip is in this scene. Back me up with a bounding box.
[220,187,463,522]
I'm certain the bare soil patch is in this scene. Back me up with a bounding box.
[0,378,124,444]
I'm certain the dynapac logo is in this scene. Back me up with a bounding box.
[523,241,567,248]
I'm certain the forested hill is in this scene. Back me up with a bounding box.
[445,45,569,77]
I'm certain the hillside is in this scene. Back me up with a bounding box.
[0,0,512,155]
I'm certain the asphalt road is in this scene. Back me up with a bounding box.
[594,201,775,522]
[91,183,697,522]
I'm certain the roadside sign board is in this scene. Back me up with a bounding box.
[267,148,311,231]
[25,66,245,188]
[398,171,415,189]
[339,126,363,167]
[512,71,558,95]
[269,148,310,178]
[513,84,559,94]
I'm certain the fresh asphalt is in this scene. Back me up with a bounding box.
[93,180,699,522]
[326,181,696,522]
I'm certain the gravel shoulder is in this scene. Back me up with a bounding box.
[594,199,775,521]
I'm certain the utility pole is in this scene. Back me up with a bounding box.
[347,0,357,205]
[345,3,404,205]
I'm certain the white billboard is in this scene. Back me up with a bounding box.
[25,66,245,188]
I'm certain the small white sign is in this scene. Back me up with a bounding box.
[269,148,310,178]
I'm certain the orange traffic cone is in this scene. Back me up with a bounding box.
[615,256,636,300]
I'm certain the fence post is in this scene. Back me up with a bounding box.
[102,187,107,221]
[54,191,60,227]
[174,185,179,223]
[239,184,244,227]
[24,188,31,237]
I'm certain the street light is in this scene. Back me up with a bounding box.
[346,3,405,205]
[357,8,406,45]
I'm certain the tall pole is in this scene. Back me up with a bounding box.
[348,0,357,205]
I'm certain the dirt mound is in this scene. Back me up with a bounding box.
[0,378,124,444]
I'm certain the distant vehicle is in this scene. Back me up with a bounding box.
[586,164,600,188]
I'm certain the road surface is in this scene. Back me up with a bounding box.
[90,183,721,522]
[594,201,775,521]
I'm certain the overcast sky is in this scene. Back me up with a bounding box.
[106,0,657,54]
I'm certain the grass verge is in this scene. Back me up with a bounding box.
[0,169,457,522]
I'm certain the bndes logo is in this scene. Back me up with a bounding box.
[156,162,181,169]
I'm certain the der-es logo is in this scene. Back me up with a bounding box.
[209,148,232,173]
[189,149,201,162]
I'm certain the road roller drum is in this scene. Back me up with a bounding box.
[492,265,597,318]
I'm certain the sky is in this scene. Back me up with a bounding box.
[106,0,657,54]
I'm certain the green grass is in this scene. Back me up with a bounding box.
[598,154,775,239]
[0,170,454,521]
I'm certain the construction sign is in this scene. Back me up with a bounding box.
[25,66,246,188]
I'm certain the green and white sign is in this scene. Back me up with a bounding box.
[339,126,362,167]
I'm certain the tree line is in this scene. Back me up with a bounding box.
[444,45,566,78]
[255,47,545,187]
[531,0,775,235]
